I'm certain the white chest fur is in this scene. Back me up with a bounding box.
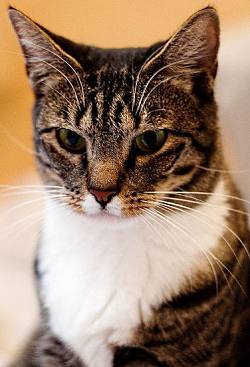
[39,179,229,367]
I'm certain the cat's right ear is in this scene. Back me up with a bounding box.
[8,7,83,97]
[146,7,219,80]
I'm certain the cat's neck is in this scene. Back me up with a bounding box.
[38,176,232,367]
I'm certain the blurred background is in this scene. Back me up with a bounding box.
[0,0,249,365]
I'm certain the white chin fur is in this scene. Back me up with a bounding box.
[81,194,138,229]
[82,194,122,217]
[39,178,229,367]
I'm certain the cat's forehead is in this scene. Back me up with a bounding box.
[76,45,149,73]
[85,65,132,99]
[80,88,135,137]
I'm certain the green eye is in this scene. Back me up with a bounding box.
[135,130,167,154]
[56,128,86,154]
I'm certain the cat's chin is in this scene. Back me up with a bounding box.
[88,211,121,222]
[83,211,139,228]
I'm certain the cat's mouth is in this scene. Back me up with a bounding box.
[81,193,123,221]
[80,194,140,226]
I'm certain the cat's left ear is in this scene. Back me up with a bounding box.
[8,7,83,97]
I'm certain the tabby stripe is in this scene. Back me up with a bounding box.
[91,94,99,125]
[173,165,194,175]
[36,153,53,169]
[158,142,185,159]
[75,104,85,127]
[169,130,214,151]
[177,161,219,193]
[114,347,165,367]
[60,105,68,121]
[113,99,125,126]
[39,127,55,135]
[102,90,116,127]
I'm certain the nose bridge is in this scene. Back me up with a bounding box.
[88,159,121,190]
[88,129,126,190]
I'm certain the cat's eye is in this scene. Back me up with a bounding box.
[135,130,167,155]
[56,128,86,154]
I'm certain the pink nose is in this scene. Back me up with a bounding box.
[89,188,117,206]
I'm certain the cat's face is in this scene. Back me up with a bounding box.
[9,6,220,221]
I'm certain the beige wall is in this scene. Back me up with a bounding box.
[0,0,250,183]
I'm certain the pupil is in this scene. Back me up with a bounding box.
[67,131,79,146]
[142,131,157,148]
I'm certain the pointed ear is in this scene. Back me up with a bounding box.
[8,7,83,96]
[161,7,220,78]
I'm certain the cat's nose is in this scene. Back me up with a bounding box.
[89,188,117,207]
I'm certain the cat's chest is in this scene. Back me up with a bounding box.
[39,183,228,367]
[39,217,172,367]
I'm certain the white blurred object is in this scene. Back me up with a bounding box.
[0,177,40,362]
[216,22,250,215]
[0,354,11,367]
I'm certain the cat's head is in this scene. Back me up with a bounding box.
[9,6,221,222]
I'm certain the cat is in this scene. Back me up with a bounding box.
[8,5,250,367]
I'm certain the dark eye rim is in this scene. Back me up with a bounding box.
[56,128,86,154]
[134,129,167,155]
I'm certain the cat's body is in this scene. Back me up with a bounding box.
[9,6,250,367]
[13,176,250,367]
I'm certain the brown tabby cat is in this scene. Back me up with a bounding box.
[9,5,250,367]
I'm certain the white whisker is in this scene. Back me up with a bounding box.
[151,206,246,295]
[152,207,235,294]
[132,43,165,110]
[143,190,250,206]
[142,208,177,249]
[143,195,249,217]
[22,40,85,107]
[132,27,184,110]
[135,59,192,116]
[38,81,78,115]
[143,207,220,295]
[145,199,241,266]
[0,190,63,198]
[30,57,81,109]
[0,184,63,190]
[0,201,68,240]
[141,208,194,293]
[137,74,186,115]
[1,194,67,220]
[196,165,250,174]
[0,125,42,158]
[135,65,169,115]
